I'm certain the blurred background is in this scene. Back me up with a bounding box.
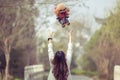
[0,0,120,80]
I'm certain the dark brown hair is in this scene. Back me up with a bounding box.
[52,51,68,80]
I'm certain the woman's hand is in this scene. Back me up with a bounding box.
[49,30,54,38]
[48,30,54,43]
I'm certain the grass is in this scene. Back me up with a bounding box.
[13,78,23,80]
[71,68,98,77]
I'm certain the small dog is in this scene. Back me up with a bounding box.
[54,3,70,28]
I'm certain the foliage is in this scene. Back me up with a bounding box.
[71,68,97,76]
[82,1,120,80]
[0,0,38,79]
[13,77,22,80]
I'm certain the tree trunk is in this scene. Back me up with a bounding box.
[4,54,10,80]
[3,38,11,80]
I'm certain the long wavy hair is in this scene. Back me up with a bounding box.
[52,51,68,80]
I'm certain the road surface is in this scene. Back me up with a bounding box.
[72,75,93,80]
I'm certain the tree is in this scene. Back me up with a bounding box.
[0,0,38,79]
[82,1,120,80]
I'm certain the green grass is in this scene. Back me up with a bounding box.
[71,68,98,77]
[13,78,23,80]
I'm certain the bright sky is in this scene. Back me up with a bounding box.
[86,0,117,18]
[35,0,117,38]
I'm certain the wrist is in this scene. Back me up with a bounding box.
[69,37,72,42]
[48,38,52,41]
[69,36,72,39]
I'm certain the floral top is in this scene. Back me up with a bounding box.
[47,42,73,80]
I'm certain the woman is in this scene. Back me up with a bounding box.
[48,31,73,80]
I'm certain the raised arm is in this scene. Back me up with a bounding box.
[48,31,54,67]
[66,30,73,68]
